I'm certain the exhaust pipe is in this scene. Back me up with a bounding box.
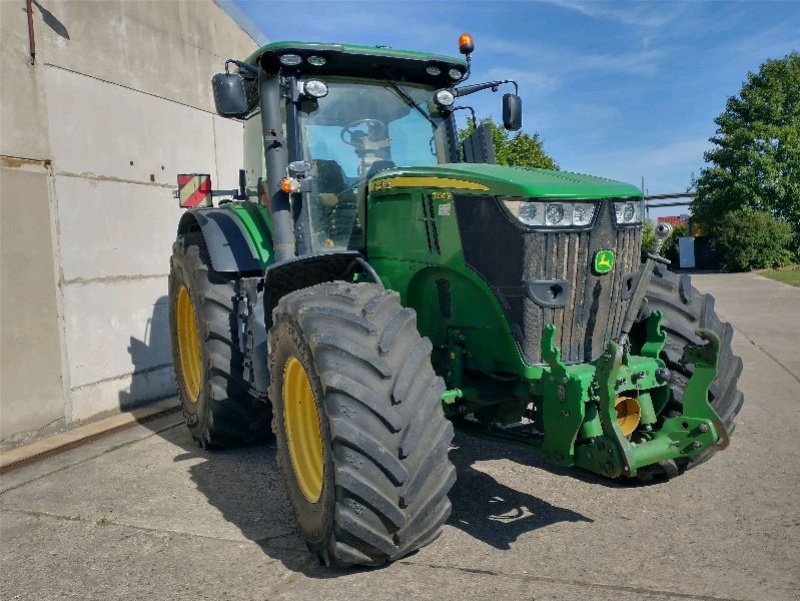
[258,69,295,262]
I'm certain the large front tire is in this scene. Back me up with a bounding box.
[269,282,455,567]
[168,233,271,447]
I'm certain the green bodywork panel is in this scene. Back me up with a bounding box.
[370,164,643,199]
[246,41,467,71]
[225,201,275,269]
[366,163,641,379]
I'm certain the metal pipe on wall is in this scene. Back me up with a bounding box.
[26,0,36,64]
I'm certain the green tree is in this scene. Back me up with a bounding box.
[713,208,795,271]
[460,117,559,169]
[693,53,800,240]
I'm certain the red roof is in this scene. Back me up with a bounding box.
[657,216,686,225]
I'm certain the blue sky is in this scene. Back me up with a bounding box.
[230,0,798,215]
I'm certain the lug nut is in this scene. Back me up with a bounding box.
[699,423,709,433]
[692,440,702,449]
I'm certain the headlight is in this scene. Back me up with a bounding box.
[501,198,597,228]
[307,55,326,66]
[572,204,592,226]
[448,68,463,80]
[301,79,328,98]
[434,89,455,107]
[545,203,565,225]
[426,65,442,76]
[613,199,645,224]
[279,54,303,66]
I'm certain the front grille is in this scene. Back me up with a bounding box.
[455,196,642,365]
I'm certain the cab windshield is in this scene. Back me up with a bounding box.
[295,78,449,251]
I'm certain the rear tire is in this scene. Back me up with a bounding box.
[168,233,271,447]
[638,265,744,475]
[269,281,455,567]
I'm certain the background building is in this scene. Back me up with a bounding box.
[1,0,258,444]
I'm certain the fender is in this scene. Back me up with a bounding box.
[264,251,382,319]
[177,208,263,273]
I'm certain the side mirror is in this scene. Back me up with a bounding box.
[502,93,522,131]
[211,72,249,118]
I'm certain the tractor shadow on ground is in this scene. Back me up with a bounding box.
[125,301,593,575]
[129,416,596,577]
[446,434,594,550]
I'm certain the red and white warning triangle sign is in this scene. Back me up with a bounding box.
[177,174,212,208]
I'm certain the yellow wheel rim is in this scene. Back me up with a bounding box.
[176,286,202,403]
[282,356,324,503]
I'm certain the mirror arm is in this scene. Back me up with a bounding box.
[225,58,258,76]
[452,105,477,129]
[454,79,518,98]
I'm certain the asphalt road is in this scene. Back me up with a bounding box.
[2,272,798,601]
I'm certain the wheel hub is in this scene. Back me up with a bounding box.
[615,395,641,437]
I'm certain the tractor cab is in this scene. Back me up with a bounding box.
[290,76,452,251]
[212,39,519,259]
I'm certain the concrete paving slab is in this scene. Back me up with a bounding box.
[691,272,800,380]
[1,273,798,601]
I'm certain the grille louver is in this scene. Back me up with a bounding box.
[455,196,642,365]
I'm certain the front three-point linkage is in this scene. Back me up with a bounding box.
[592,222,728,477]
[540,222,729,478]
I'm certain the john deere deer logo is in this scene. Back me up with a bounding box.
[593,249,615,274]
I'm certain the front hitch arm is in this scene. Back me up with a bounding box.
[592,329,727,478]
[679,329,730,452]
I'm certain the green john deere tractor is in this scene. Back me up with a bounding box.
[168,37,743,567]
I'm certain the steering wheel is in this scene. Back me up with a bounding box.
[340,118,387,146]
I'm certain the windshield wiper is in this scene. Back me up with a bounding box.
[383,70,437,129]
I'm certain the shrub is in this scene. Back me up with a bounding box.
[641,221,685,266]
[661,223,686,265]
[713,208,795,271]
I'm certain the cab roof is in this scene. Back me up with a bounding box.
[245,41,468,87]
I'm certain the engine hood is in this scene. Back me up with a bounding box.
[368,163,642,199]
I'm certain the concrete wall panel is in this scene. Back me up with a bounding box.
[44,66,220,184]
[70,366,174,422]
[55,177,182,281]
[62,278,170,393]
[36,0,257,113]
[213,115,247,189]
[0,1,51,159]
[0,165,65,439]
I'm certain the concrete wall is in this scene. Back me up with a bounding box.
[1,0,258,443]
